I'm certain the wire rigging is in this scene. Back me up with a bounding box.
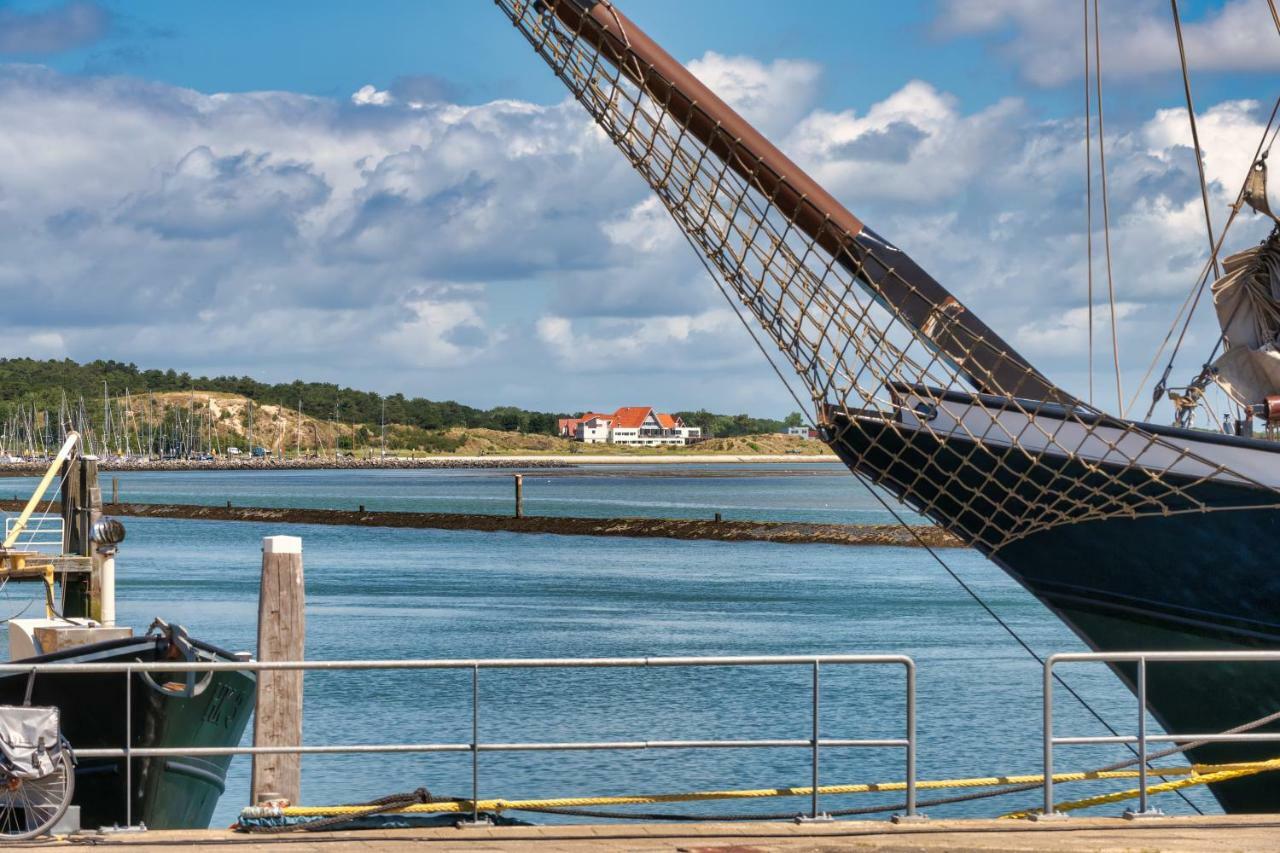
[1084,0,1096,407]
[1133,95,1280,421]
[1170,0,1221,280]
[1093,0,1124,415]
[682,217,1204,816]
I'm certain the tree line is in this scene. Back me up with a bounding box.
[0,358,801,438]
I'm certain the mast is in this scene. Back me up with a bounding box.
[102,381,110,456]
[536,0,1064,405]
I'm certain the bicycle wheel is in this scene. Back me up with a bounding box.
[0,747,75,841]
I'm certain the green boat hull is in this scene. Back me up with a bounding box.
[1,630,254,829]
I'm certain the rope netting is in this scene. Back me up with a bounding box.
[496,0,1280,553]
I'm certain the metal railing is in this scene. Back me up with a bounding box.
[1043,650,1280,817]
[3,514,63,551]
[1,653,916,826]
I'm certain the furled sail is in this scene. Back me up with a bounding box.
[495,0,1280,553]
[1211,231,1280,406]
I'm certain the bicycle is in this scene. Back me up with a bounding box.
[0,706,75,840]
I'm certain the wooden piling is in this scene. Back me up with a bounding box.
[111,477,119,504]
[252,535,305,805]
[514,474,524,519]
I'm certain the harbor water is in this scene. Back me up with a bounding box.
[0,466,1218,824]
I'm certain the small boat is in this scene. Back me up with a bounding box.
[0,434,254,829]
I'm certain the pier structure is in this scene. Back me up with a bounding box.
[56,815,1280,851]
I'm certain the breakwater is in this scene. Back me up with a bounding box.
[0,499,961,548]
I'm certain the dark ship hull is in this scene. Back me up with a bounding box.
[831,394,1280,813]
[0,630,255,829]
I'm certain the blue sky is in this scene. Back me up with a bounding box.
[0,0,1276,417]
[10,0,1259,117]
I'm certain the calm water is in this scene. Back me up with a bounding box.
[55,463,917,525]
[0,466,1216,823]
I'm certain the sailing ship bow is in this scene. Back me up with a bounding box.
[495,0,1280,553]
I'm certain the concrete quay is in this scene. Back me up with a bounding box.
[50,815,1280,851]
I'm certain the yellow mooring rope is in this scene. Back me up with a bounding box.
[251,758,1280,819]
[1001,757,1280,819]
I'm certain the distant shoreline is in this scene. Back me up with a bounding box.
[0,453,837,476]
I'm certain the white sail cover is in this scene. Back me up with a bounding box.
[0,706,61,779]
[1212,237,1280,404]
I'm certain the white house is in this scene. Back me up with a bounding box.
[559,407,702,447]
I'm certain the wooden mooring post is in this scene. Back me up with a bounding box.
[111,477,119,504]
[514,474,524,519]
[252,535,305,805]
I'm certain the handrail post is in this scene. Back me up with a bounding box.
[906,660,916,816]
[1044,659,1052,815]
[1125,656,1162,819]
[811,660,820,820]
[471,664,480,825]
[1030,658,1069,820]
[1138,657,1148,813]
[797,659,832,823]
[890,658,927,822]
[125,665,133,828]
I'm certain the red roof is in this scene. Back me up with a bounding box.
[610,406,652,429]
[656,412,677,429]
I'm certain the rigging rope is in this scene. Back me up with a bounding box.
[681,212,1204,814]
[1084,0,1095,407]
[1093,0,1124,414]
[1170,0,1221,280]
[1134,93,1280,420]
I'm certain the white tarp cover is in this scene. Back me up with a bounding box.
[0,706,60,780]
[1212,241,1280,404]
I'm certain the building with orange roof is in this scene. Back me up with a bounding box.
[562,407,701,446]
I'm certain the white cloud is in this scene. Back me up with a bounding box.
[686,51,822,137]
[936,0,1280,86]
[786,80,1024,202]
[0,51,1273,416]
[379,296,500,368]
[1015,302,1143,356]
[351,84,392,106]
[536,309,753,373]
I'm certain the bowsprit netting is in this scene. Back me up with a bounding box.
[495,0,1280,554]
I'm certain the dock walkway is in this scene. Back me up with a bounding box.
[53,815,1280,851]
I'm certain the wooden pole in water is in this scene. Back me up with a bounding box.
[252,535,305,805]
[514,474,523,519]
[111,477,118,505]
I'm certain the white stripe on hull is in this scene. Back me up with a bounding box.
[896,393,1280,491]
